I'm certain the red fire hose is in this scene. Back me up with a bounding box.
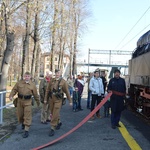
[32,92,112,150]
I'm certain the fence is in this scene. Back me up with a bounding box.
[0,90,12,124]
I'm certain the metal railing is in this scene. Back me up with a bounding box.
[0,90,13,124]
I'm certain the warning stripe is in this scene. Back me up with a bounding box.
[119,122,142,150]
[32,92,112,150]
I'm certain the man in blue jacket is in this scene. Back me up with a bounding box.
[107,69,126,129]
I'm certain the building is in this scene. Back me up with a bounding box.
[40,52,70,76]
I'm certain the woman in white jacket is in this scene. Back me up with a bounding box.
[89,70,104,119]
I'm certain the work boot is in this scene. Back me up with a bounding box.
[22,131,29,138]
[56,122,62,130]
[116,123,121,127]
[96,113,101,118]
[49,129,55,136]
[22,124,25,130]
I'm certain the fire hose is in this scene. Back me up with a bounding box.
[32,92,113,150]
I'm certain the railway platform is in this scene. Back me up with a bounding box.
[0,83,150,150]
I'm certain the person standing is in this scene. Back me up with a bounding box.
[39,71,52,124]
[107,69,126,129]
[75,75,85,110]
[74,75,79,87]
[44,69,72,136]
[86,72,93,109]
[89,70,104,119]
[72,87,80,112]
[67,76,74,97]
[9,72,40,138]
[100,72,107,94]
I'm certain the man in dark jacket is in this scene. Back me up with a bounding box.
[107,69,126,129]
[100,72,107,94]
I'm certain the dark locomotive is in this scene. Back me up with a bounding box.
[127,30,150,119]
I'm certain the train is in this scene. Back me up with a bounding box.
[127,30,150,119]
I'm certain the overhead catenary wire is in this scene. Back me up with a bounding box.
[114,5,150,50]
[119,24,150,49]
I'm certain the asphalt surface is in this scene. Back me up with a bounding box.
[0,85,150,150]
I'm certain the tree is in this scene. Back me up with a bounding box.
[50,0,58,72]
[0,0,14,107]
[21,0,31,79]
[0,1,5,70]
[0,0,27,91]
[31,0,40,79]
[0,32,15,90]
[0,0,90,92]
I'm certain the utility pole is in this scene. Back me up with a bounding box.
[109,50,111,64]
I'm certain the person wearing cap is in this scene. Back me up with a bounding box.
[89,70,104,119]
[9,72,40,138]
[44,69,72,136]
[107,69,126,129]
[39,71,52,124]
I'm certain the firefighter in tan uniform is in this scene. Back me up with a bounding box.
[44,69,72,136]
[9,72,40,138]
[39,71,52,124]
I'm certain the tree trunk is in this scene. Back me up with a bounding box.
[0,32,15,91]
[58,38,62,70]
[50,0,58,72]
[72,29,77,76]
[21,0,31,79]
[72,5,78,76]
[58,0,64,70]
[34,44,41,85]
[0,2,14,105]
[0,2,5,70]
[69,37,73,77]
[31,0,39,79]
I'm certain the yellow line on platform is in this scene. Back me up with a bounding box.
[119,122,142,150]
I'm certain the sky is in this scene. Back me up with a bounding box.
[77,0,150,73]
